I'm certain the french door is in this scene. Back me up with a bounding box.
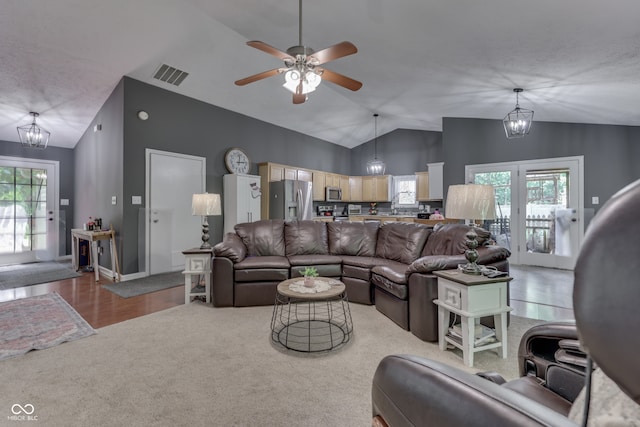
[467,156,583,269]
[0,156,58,265]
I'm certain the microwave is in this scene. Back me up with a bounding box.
[325,186,342,202]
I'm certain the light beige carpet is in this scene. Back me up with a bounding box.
[0,302,542,427]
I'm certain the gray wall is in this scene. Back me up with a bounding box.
[118,77,351,274]
[0,140,75,255]
[350,128,443,176]
[442,118,640,217]
[73,79,124,270]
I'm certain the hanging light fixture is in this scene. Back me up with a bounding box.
[503,88,534,139]
[366,113,386,175]
[17,112,50,149]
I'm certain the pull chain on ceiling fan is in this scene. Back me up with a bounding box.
[234,0,362,104]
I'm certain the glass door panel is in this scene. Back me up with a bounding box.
[473,171,513,252]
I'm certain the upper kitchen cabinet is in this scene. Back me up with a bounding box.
[349,176,363,202]
[361,175,391,202]
[416,162,444,200]
[312,172,326,201]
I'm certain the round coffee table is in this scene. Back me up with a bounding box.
[270,277,353,353]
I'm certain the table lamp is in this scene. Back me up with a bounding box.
[191,193,221,249]
[445,184,496,275]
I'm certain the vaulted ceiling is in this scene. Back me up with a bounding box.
[2,0,639,149]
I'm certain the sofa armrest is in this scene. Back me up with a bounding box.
[518,322,581,379]
[407,255,467,275]
[213,232,247,262]
[372,354,575,427]
[212,257,234,307]
[476,245,512,264]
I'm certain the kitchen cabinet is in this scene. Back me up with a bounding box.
[297,169,313,182]
[416,172,430,201]
[312,172,326,201]
[339,175,350,201]
[349,176,363,202]
[361,175,391,202]
[417,162,444,201]
[269,165,285,182]
[223,174,262,234]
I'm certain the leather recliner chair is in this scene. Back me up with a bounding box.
[371,178,640,426]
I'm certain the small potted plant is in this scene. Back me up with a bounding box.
[301,266,319,287]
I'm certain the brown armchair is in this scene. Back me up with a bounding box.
[372,179,640,426]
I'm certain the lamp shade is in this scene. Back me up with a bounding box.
[445,184,496,220]
[192,193,221,216]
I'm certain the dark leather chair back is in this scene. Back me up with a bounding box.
[574,179,640,404]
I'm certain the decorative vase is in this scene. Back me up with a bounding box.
[304,276,315,287]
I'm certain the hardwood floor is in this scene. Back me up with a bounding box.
[0,263,575,329]
[0,270,184,329]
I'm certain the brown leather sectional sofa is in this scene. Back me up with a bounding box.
[213,219,510,341]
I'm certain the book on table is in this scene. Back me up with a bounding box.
[448,323,497,346]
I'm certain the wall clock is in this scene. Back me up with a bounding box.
[225,148,250,174]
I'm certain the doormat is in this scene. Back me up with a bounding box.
[0,261,82,290]
[102,271,184,298]
[0,292,96,361]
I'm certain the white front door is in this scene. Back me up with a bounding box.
[467,156,584,269]
[146,150,205,275]
[0,156,58,266]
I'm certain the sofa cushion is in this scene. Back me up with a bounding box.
[421,223,491,256]
[284,220,329,256]
[375,222,432,264]
[287,254,343,266]
[235,220,286,257]
[372,273,409,299]
[327,221,379,256]
[233,255,290,270]
[340,255,389,269]
[371,260,410,285]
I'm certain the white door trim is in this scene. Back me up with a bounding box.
[144,149,206,277]
[466,155,584,269]
[0,155,59,264]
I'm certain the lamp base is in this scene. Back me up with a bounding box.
[200,219,211,249]
[461,227,482,275]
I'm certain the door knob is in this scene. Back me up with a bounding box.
[153,219,159,223]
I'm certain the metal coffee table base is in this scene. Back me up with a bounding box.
[271,290,353,353]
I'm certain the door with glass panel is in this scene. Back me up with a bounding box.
[468,157,583,269]
[0,157,58,265]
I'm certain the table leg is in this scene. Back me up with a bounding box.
[110,237,116,281]
[495,313,508,359]
[437,306,447,351]
[71,235,77,271]
[91,241,100,281]
[462,316,473,367]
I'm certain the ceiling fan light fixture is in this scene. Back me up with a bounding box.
[503,88,534,139]
[282,69,321,95]
[17,112,50,149]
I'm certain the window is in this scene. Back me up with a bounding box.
[392,175,418,207]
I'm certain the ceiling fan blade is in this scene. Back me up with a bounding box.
[235,68,286,86]
[320,68,363,91]
[293,81,306,104]
[310,41,358,65]
[246,41,292,61]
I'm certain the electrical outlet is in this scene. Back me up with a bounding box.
[112,196,117,205]
[132,196,142,205]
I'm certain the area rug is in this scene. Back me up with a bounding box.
[0,261,81,290]
[101,271,184,298]
[0,303,544,426]
[0,293,95,361]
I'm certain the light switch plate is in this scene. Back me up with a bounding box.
[592,196,599,205]
[60,199,69,206]
[132,196,142,205]
[111,196,117,205]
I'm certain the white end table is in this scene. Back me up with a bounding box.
[433,269,513,367]
[182,248,213,304]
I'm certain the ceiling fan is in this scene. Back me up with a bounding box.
[234,0,362,104]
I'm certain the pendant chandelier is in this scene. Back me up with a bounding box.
[17,112,50,149]
[366,113,386,175]
[503,88,534,139]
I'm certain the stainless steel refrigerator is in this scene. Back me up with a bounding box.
[269,180,313,221]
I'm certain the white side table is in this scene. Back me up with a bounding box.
[182,248,213,304]
[433,269,513,367]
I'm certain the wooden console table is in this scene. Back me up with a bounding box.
[71,228,120,282]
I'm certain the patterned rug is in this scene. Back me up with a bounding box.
[0,293,96,361]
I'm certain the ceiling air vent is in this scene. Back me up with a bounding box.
[153,64,189,86]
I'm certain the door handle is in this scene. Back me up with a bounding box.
[153,219,159,223]
[571,218,577,222]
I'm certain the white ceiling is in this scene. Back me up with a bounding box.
[2,0,640,149]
